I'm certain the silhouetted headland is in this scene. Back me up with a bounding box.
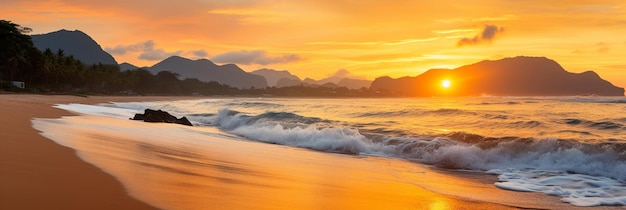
[370,56,624,96]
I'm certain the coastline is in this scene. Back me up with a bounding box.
[0,94,198,210]
[2,94,622,209]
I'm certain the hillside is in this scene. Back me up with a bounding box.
[149,56,267,89]
[251,69,301,87]
[31,30,117,65]
[370,56,624,96]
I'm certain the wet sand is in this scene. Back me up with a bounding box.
[0,94,192,210]
[1,94,619,209]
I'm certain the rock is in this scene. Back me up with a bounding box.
[176,116,193,126]
[131,109,193,126]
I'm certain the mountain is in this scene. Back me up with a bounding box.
[31,29,117,65]
[302,77,372,89]
[337,78,372,90]
[119,62,139,71]
[370,56,624,96]
[250,68,372,89]
[251,68,301,87]
[276,78,302,87]
[149,56,267,89]
[303,77,342,85]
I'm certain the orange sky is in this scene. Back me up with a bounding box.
[3,0,626,88]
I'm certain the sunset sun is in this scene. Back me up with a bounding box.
[441,80,451,88]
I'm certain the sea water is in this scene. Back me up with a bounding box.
[37,97,626,207]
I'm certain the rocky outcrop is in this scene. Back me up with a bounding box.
[131,109,193,126]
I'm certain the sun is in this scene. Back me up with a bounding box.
[441,79,451,88]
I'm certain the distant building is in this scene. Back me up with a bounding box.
[11,81,25,89]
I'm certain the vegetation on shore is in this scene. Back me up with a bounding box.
[1,20,391,97]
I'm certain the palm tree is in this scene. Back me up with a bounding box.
[6,48,26,83]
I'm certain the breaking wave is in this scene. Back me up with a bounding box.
[202,107,626,206]
[207,108,626,179]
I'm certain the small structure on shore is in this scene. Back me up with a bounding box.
[131,109,193,126]
[11,81,25,89]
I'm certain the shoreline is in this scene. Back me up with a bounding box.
[2,94,622,209]
[0,94,200,210]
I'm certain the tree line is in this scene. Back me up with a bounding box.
[1,20,394,97]
[0,20,241,95]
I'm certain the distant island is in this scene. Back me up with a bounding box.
[1,20,624,97]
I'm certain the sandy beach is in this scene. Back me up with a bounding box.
[1,94,620,210]
[0,94,187,210]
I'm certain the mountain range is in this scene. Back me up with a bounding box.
[30,29,624,96]
[250,68,372,89]
[149,56,267,89]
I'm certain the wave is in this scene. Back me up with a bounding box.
[355,108,480,118]
[564,118,623,130]
[467,101,522,106]
[224,101,283,108]
[203,108,626,206]
[491,169,626,206]
[355,110,410,118]
[481,113,508,119]
[207,108,626,178]
[562,98,626,104]
[423,108,477,116]
[354,108,476,118]
[506,120,542,129]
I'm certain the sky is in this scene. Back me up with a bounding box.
[3,0,626,88]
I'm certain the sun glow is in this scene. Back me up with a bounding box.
[441,80,451,88]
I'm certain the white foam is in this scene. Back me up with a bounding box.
[491,169,626,206]
[210,108,372,154]
[55,103,138,119]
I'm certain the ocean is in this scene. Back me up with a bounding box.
[34,96,626,207]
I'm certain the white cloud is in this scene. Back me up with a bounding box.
[211,50,300,65]
[105,40,194,61]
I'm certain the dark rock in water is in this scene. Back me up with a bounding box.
[176,116,193,126]
[131,109,193,126]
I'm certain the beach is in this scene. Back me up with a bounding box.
[0,94,182,210]
[1,94,621,209]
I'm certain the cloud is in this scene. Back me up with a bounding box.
[457,25,504,47]
[105,41,153,55]
[211,50,300,65]
[191,50,208,57]
[139,49,183,61]
[105,40,187,61]
[331,69,352,78]
[328,69,366,80]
